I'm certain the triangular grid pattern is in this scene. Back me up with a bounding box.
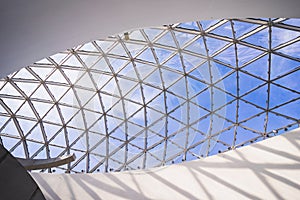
[0,18,300,173]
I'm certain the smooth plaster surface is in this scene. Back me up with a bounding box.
[31,128,300,200]
[1,0,300,77]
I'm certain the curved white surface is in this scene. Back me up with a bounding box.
[31,128,300,200]
[1,0,300,77]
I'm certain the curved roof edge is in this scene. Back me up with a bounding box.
[1,0,300,77]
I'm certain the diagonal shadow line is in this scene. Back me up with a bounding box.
[31,174,61,200]
[253,143,300,162]
[147,172,200,200]
[73,176,103,200]
[83,174,149,199]
[192,167,263,200]
[262,169,300,190]
[283,133,300,151]
[128,173,148,198]
[234,151,284,199]
[186,167,213,200]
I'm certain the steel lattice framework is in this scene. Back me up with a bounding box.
[0,18,300,173]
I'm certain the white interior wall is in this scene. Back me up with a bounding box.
[1,0,300,77]
[31,128,300,200]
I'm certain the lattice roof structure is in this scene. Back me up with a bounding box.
[0,18,300,173]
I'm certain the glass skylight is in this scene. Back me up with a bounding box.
[0,18,300,173]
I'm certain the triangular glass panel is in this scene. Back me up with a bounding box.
[235,126,261,146]
[90,57,111,73]
[174,31,196,48]
[95,40,115,53]
[238,100,264,121]
[2,120,20,137]
[26,124,44,142]
[237,44,264,66]
[78,54,101,68]
[67,111,85,130]
[67,127,85,146]
[142,84,162,104]
[183,53,205,72]
[32,101,53,118]
[266,112,295,133]
[46,69,69,84]
[62,55,83,68]
[243,27,269,49]
[0,82,21,96]
[43,107,62,124]
[35,58,52,65]
[161,68,182,88]
[83,109,101,129]
[60,68,81,84]
[43,123,62,141]
[128,30,145,41]
[168,78,187,99]
[272,99,300,119]
[16,101,36,118]
[47,84,69,101]
[217,128,235,147]
[272,27,300,48]
[30,66,54,81]
[187,76,207,97]
[205,36,229,56]
[242,84,268,108]
[13,68,37,80]
[125,43,145,58]
[274,69,300,92]
[269,84,299,109]
[164,53,184,72]
[144,28,163,41]
[15,81,39,96]
[135,62,156,80]
[217,72,237,96]
[79,42,99,52]
[210,61,234,82]
[31,85,53,101]
[282,18,300,27]
[155,31,176,48]
[239,72,265,96]
[137,48,156,63]
[11,143,26,158]
[17,118,37,135]
[60,105,77,123]
[60,89,79,107]
[75,72,96,90]
[211,21,233,38]
[118,77,138,96]
[213,45,236,66]
[242,55,269,80]
[178,21,200,31]
[233,20,260,38]
[271,54,300,80]
[108,57,128,73]
[1,136,20,152]
[184,37,206,55]
[124,85,144,105]
[1,98,24,113]
[200,20,219,31]
[51,53,68,65]
[27,141,44,158]
[154,47,174,64]
[241,113,266,133]
[49,145,65,158]
[143,69,162,88]
[109,43,127,57]
[277,41,300,59]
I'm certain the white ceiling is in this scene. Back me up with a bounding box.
[0,0,299,77]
